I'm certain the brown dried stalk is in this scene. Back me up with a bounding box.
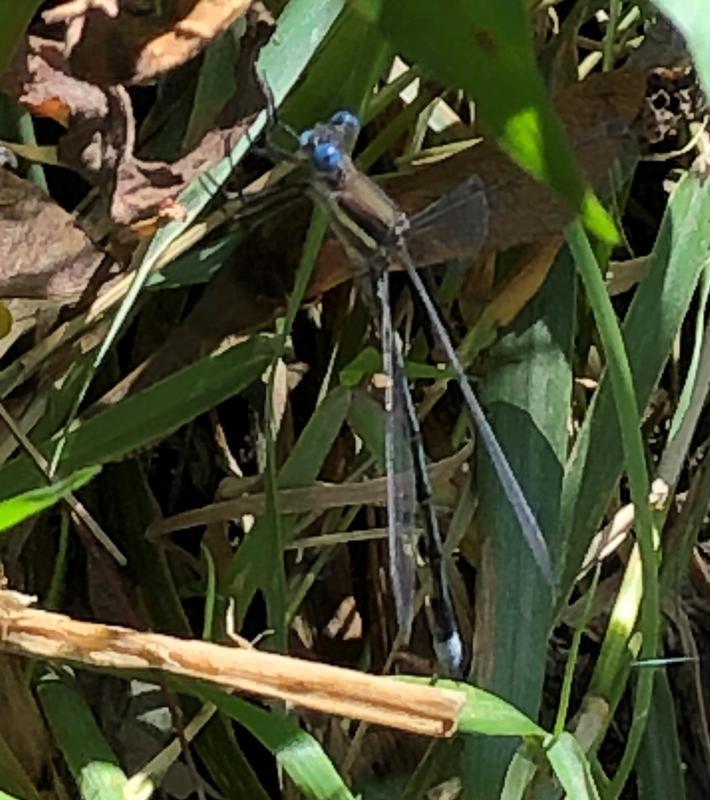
[0,589,464,737]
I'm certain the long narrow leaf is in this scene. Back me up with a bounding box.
[0,336,276,501]
[176,680,355,800]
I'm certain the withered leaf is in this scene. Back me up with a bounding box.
[43,0,255,87]
[2,26,269,226]
[0,168,107,300]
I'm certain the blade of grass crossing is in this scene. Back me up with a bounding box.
[565,220,659,800]
[560,172,710,591]
[37,673,128,800]
[178,680,356,800]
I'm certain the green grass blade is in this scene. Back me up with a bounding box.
[636,671,686,800]
[546,732,601,800]
[403,679,544,738]
[0,733,42,800]
[37,673,128,800]
[565,220,658,800]
[177,680,355,800]
[0,336,276,501]
[561,171,710,589]
[93,462,268,799]
[227,385,352,621]
[500,742,538,800]
[378,0,618,242]
[261,363,288,650]
[0,466,99,532]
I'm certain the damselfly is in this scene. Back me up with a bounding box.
[294,111,554,674]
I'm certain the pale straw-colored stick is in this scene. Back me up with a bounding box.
[0,589,464,737]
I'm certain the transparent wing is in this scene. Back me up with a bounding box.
[399,239,555,588]
[407,175,489,266]
[376,268,417,644]
[392,329,464,675]
[377,263,463,671]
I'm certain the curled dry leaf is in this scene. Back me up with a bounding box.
[43,0,254,86]
[0,168,107,300]
[1,8,271,226]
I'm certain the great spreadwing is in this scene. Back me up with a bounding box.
[226,109,555,673]
[294,111,555,674]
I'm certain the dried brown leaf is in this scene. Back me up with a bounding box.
[2,31,267,225]
[0,169,107,300]
[43,0,256,86]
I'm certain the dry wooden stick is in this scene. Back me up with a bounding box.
[0,589,465,737]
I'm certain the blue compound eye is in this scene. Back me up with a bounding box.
[311,141,343,173]
[329,109,360,129]
[298,128,315,148]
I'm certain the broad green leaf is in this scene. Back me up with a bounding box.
[546,733,601,800]
[378,0,618,243]
[0,466,99,532]
[465,249,574,794]
[178,680,355,800]
[0,336,276,502]
[38,674,128,800]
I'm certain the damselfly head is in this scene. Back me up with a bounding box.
[310,140,345,175]
[299,110,360,157]
[297,123,334,155]
[298,121,348,180]
[329,110,360,129]
[328,109,360,148]
[326,110,360,155]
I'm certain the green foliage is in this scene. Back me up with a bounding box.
[379,0,619,243]
[0,2,705,800]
